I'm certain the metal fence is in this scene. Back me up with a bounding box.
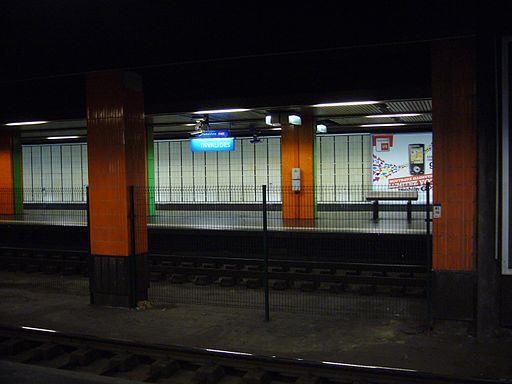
[0,184,432,323]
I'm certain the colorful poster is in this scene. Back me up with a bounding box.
[372,133,433,199]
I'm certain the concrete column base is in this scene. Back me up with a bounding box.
[90,253,149,307]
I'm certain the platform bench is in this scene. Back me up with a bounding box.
[365,191,419,222]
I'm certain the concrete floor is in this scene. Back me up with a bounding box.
[0,286,511,381]
[0,209,426,234]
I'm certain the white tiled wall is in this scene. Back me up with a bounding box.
[22,144,88,203]
[315,134,372,202]
[21,134,372,204]
[154,137,282,203]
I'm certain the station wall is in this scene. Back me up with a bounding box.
[22,143,88,203]
[21,134,375,204]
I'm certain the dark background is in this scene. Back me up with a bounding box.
[0,1,508,122]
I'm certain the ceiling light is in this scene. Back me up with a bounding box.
[288,114,302,125]
[193,108,250,114]
[365,113,421,118]
[5,121,49,126]
[316,124,327,133]
[46,136,80,140]
[265,115,280,127]
[312,101,379,107]
[360,123,406,127]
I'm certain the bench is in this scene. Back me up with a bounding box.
[365,191,419,222]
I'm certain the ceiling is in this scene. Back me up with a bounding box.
[17,98,432,143]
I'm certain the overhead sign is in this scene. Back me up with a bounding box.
[190,137,234,152]
[197,130,229,138]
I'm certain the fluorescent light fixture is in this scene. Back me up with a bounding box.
[269,127,282,131]
[316,124,327,133]
[360,123,406,127]
[365,113,421,118]
[22,326,57,333]
[6,121,49,126]
[288,114,302,125]
[47,136,80,140]
[193,108,250,114]
[312,101,379,107]
[265,115,281,127]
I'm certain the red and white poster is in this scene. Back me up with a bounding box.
[372,133,433,199]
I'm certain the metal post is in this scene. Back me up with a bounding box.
[425,181,433,329]
[86,186,94,305]
[128,186,137,308]
[262,185,270,322]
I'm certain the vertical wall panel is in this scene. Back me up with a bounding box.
[22,147,32,201]
[22,143,89,203]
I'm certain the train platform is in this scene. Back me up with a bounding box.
[0,286,511,381]
[0,209,427,234]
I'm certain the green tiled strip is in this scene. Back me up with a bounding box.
[12,134,23,214]
[147,127,156,216]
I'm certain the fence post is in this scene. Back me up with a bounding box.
[262,185,270,322]
[425,181,433,329]
[86,186,94,305]
[128,186,137,308]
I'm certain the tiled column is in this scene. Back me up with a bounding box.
[86,71,149,307]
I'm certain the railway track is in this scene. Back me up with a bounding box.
[0,325,501,384]
[0,247,428,297]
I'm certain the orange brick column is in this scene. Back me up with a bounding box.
[431,38,477,319]
[0,130,22,215]
[86,71,149,307]
[281,112,315,220]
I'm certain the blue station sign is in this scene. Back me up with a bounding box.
[190,136,234,152]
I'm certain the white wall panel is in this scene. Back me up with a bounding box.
[316,134,372,203]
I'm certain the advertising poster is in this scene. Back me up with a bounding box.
[372,133,433,200]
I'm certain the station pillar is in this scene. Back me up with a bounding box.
[86,71,149,307]
[431,38,477,320]
[280,111,315,220]
[0,130,23,215]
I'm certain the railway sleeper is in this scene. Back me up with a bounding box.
[170,274,187,284]
[25,263,40,273]
[0,338,33,355]
[62,265,79,276]
[147,359,180,381]
[299,281,319,292]
[329,283,346,293]
[7,261,21,272]
[194,275,214,286]
[243,368,272,384]
[358,284,377,295]
[296,374,322,384]
[67,347,103,367]
[150,271,164,282]
[272,280,288,290]
[247,264,262,272]
[219,276,236,287]
[104,352,139,373]
[245,278,262,289]
[42,264,60,274]
[223,264,241,270]
[193,362,225,384]
[22,343,63,363]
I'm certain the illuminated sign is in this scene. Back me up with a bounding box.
[198,130,229,138]
[190,137,234,152]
